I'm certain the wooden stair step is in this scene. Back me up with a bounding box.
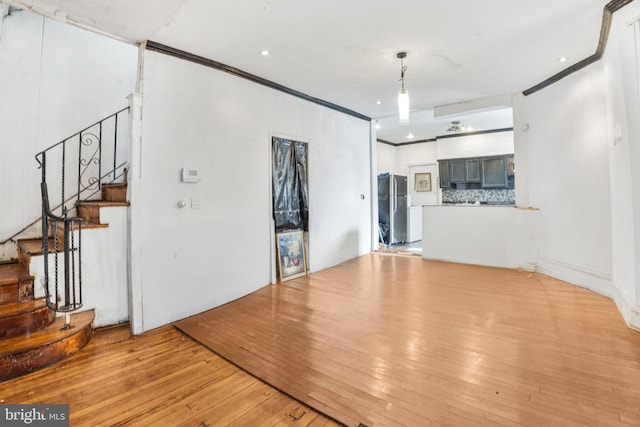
[77,200,129,224]
[0,299,55,339]
[0,263,33,305]
[18,238,56,258]
[54,220,107,245]
[0,263,29,286]
[102,183,128,203]
[18,238,66,270]
[17,221,104,271]
[0,309,94,381]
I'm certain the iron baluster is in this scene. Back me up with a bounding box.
[113,114,118,181]
[77,133,82,206]
[61,140,66,212]
[53,219,59,310]
[70,219,76,310]
[40,153,50,306]
[98,121,102,195]
[78,221,82,306]
[63,207,70,309]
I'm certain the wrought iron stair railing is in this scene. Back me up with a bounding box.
[34,107,129,328]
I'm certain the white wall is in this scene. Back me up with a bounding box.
[130,50,372,333]
[81,206,129,326]
[525,63,614,297]
[396,141,438,172]
[601,3,640,327]
[437,131,514,159]
[376,142,397,174]
[0,9,137,254]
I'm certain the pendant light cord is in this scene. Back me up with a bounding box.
[398,54,407,91]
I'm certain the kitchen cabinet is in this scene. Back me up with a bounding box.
[439,155,513,189]
[465,159,480,182]
[481,157,508,188]
[450,160,466,182]
[438,161,450,188]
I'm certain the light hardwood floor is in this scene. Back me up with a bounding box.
[2,253,639,426]
[176,254,640,427]
[0,323,341,426]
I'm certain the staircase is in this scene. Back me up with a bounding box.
[0,108,130,381]
[0,183,129,381]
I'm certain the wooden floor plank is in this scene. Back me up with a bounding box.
[175,254,640,427]
[0,324,341,426]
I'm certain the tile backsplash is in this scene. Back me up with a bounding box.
[442,189,515,205]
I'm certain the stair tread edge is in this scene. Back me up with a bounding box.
[78,201,130,207]
[0,299,49,316]
[0,310,94,357]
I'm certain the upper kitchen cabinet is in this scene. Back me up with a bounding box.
[481,157,508,188]
[450,160,466,183]
[465,159,480,183]
[439,161,450,188]
[438,155,513,189]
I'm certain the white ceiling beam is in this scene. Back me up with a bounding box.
[433,94,513,119]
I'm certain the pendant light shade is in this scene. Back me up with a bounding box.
[396,52,410,125]
[398,88,410,125]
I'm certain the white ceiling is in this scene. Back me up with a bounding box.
[8,0,608,143]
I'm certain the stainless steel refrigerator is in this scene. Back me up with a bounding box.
[378,174,407,244]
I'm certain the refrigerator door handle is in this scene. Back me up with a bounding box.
[392,196,397,215]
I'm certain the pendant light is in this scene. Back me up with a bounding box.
[397,51,410,125]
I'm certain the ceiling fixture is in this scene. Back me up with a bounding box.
[396,51,410,125]
[260,49,270,56]
[446,120,471,133]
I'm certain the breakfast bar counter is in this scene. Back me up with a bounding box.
[422,204,540,270]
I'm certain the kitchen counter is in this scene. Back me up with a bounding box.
[440,202,515,206]
[422,205,540,269]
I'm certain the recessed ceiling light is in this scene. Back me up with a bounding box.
[407,133,414,139]
[376,100,381,105]
[558,56,567,63]
[261,50,270,56]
